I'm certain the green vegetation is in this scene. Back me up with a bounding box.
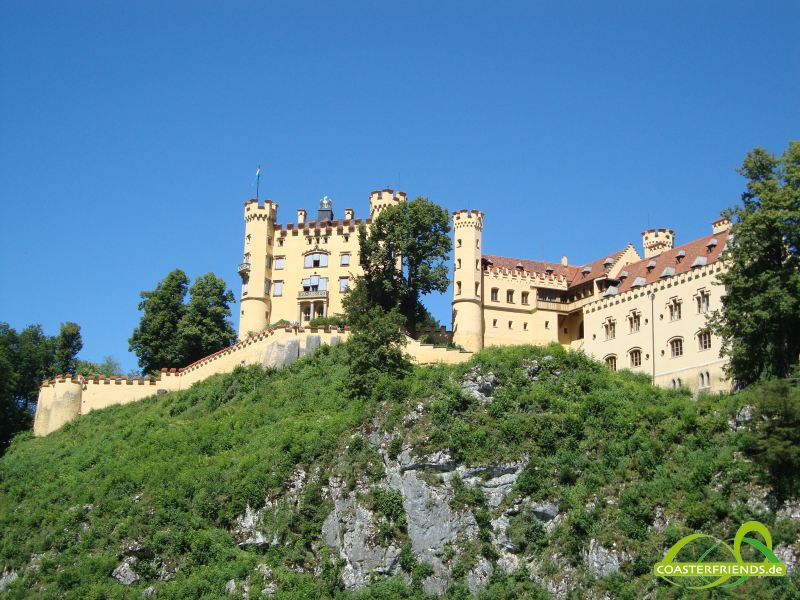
[351,197,451,335]
[709,140,800,386]
[128,270,236,374]
[1,343,798,598]
[0,321,84,452]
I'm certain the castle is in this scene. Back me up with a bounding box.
[451,209,731,393]
[33,188,731,436]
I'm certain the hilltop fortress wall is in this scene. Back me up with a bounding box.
[33,327,472,437]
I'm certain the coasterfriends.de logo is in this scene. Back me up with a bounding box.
[654,521,786,589]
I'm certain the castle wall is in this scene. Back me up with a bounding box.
[582,262,729,394]
[34,326,472,437]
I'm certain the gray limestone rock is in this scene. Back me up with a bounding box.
[233,504,270,547]
[283,339,300,366]
[112,558,140,585]
[774,542,800,574]
[583,539,620,577]
[466,557,493,593]
[461,365,499,404]
[143,587,155,598]
[225,579,236,594]
[727,405,754,431]
[0,569,18,593]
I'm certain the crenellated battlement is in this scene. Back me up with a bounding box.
[452,209,484,230]
[244,199,278,222]
[369,188,406,217]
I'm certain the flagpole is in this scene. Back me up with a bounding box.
[256,165,261,201]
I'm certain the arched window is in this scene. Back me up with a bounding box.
[698,331,712,351]
[629,348,642,368]
[605,355,617,371]
[670,338,684,357]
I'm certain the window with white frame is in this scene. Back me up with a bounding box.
[340,253,350,266]
[304,252,328,268]
[629,311,641,333]
[339,277,349,293]
[604,318,616,340]
[698,331,712,351]
[273,281,283,296]
[670,338,684,357]
[301,275,328,291]
[629,348,642,367]
[274,257,285,270]
[668,298,682,321]
[696,290,710,314]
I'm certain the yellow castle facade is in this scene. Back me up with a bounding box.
[451,208,732,394]
[33,187,732,437]
[238,189,406,338]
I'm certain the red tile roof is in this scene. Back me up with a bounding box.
[482,246,631,289]
[615,230,729,293]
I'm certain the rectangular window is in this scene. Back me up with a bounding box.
[507,290,514,303]
[629,312,640,333]
[273,281,283,296]
[304,253,329,268]
[671,338,683,357]
[491,288,499,302]
[341,254,350,266]
[274,257,285,270]
[521,292,529,305]
[508,321,513,329]
[339,277,349,293]
[697,291,710,314]
[669,299,682,321]
[699,331,711,350]
[456,281,462,295]
[492,319,497,328]
[242,282,248,296]
[604,320,616,340]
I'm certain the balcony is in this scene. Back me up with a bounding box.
[297,289,328,300]
[237,262,251,277]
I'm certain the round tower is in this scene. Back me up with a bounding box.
[238,199,277,339]
[369,188,406,219]
[451,209,485,353]
[642,228,675,258]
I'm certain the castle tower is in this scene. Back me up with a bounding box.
[642,228,675,258]
[451,209,485,353]
[238,199,277,339]
[369,188,406,219]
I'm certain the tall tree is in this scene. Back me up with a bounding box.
[54,321,83,375]
[355,197,451,335]
[178,273,236,364]
[0,322,60,451]
[129,269,189,375]
[709,141,800,386]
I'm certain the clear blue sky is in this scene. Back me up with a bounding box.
[1,1,797,373]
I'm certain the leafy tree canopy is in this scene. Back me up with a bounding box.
[129,269,236,374]
[54,321,83,375]
[178,273,237,365]
[355,197,451,335]
[709,141,800,386]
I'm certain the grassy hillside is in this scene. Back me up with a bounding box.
[0,343,797,599]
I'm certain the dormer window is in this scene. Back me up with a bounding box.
[581,266,592,275]
[676,250,686,263]
[603,257,614,267]
[618,270,628,280]
[646,259,657,272]
[631,276,646,288]
[515,262,524,271]
[660,266,675,279]
[545,265,554,274]
[706,238,718,252]
[691,256,708,268]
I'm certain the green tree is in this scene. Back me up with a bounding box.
[178,273,236,364]
[0,322,60,451]
[739,379,800,500]
[54,321,83,375]
[77,355,123,377]
[129,269,189,374]
[709,141,800,386]
[355,197,451,335]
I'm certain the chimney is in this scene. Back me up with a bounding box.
[561,256,568,266]
[344,208,354,220]
[297,209,306,225]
